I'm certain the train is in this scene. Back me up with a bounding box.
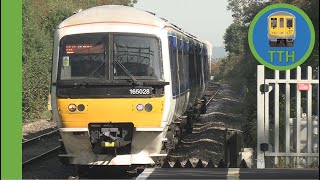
[268,11,295,47]
[51,5,212,167]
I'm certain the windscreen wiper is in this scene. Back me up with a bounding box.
[78,61,105,86]
[114,60,142,86]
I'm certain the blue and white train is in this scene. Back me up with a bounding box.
[51,5,212,166]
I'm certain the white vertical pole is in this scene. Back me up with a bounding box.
[265,86,270,150]
[257,65,265,169]
[274,70,280,165]
[285,70,291,165]
[307,67,312,166]
[296,66,301,167]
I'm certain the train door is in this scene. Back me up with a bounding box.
[168,34,179,118]
[279,17,285,35]
[177,37,186,115]
[199,45,205,97]
[188,40,196,107]
[183,38,190,110]
[195,43,201,100]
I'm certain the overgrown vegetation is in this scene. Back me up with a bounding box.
[212,0,319,148]
[22,0,137,121]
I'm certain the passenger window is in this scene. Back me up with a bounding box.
[271,18,277,28]
[280,18,284,28]
[287,18,293,28]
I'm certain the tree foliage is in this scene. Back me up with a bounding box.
[22,0,138,121]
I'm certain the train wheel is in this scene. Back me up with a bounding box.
[269,40,277,47]
[186,116,194,134]
[286,41,294,47]
[200,97,207,114]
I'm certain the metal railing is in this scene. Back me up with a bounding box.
[257,65,319,168]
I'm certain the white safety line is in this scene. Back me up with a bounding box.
[227,168,240,180]
[135,168,155,180]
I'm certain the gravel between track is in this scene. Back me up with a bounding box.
[167,84,246,166]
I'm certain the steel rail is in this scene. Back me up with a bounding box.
[22,129,59,146]
[206,83,221,106]
[22,145,61,168]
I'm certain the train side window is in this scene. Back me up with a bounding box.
[287,18,293,28]
[271,18,277,28]
[280,18,284,28]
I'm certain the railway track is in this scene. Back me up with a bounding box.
[22,146,61,167]
[22,129,61,168]
[205,82,221,106]
[23,129,59,145]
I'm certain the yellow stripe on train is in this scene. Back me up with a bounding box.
[57,97,164,128]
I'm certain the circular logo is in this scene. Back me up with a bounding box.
[248,3,315,70]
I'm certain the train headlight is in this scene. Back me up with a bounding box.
[77,104,85,111]
[68,104,77,112]
[145,103,153,112]
[136,104,144,111]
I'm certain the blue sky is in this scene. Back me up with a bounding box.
[134,0,233,47]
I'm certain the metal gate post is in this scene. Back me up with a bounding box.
[257,65,265,168]
[296,66,301,166]
[307,67,313,166]
[274,70,280,165]
[285,69,291,165]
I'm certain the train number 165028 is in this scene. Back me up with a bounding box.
[129,88,151,95]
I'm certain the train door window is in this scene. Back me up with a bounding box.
[287,18,293,28]
[203,48,208,83]
[178,38,185,93]
[280,18,284,28]
[58,33,108,80]
[271,18,277,28]
[188,41,196,89]
[168,35,178,96]
[184,40,189,90]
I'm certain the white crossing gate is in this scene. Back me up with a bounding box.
[257,65,319,169]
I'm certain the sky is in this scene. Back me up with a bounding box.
[134,0,233,47]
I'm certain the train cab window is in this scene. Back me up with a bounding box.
[113,35,162,80]
[58,33,108,80]
[280,18,284,28]
[271,18,277,28]
[287,18,293,28]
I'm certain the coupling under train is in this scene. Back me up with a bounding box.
[51,5,212,166]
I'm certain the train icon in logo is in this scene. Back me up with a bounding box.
[268,11,296,47]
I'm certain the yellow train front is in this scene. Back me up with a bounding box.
[268,11,295,47]
[51,5,211,167]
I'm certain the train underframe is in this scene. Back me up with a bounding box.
[269,38,294,47]
[58,97,208,168]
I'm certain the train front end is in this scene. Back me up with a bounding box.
[268,11,295,47]
[50,6,172,166]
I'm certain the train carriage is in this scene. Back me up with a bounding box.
[268,11,296,47]
[51,5,212,166]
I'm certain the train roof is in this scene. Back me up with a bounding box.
[269,11,295,17]
[58,5,169,29]
[58,5,209,44]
